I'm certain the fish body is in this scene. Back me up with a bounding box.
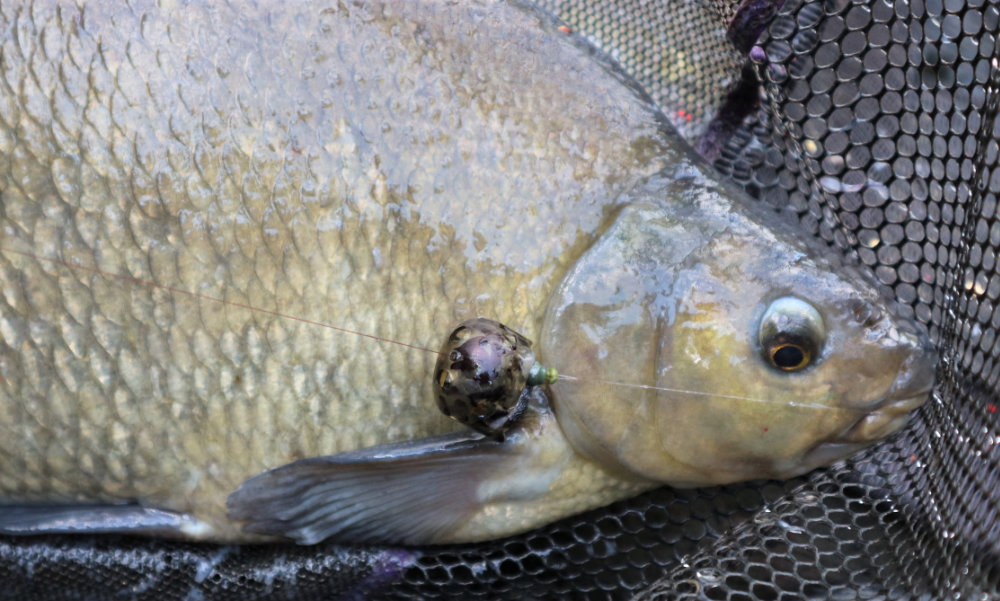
[0,0,934,544]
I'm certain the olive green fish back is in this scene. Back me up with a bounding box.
[2,0,999,600]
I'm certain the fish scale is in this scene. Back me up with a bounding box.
[0,0,933,545]
[0,0,672,540]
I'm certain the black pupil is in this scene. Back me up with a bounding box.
[772,345,805,369]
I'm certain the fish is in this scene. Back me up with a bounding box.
[0,0,936,546]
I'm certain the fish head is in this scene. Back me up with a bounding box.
[540,176,936,486]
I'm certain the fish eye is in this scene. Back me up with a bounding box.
[768,339,811,371]
[758,297,825,372]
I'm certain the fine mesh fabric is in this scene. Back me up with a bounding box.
[2,0,999,600]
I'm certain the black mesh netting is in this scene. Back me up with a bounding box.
[3,0,999,599]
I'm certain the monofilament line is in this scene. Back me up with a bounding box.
[1,246,443,357]
[558,374,852,411]
[0,246,860,411]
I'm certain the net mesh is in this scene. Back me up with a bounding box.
[634,0,1000,598]
[3,0,998,599]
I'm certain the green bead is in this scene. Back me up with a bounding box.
[527,362,558,386]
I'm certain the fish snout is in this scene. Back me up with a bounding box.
[841,339,937,443]
[884,334,937,407]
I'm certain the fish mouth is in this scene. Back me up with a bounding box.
[793,383,934,472]
[838,391,930,443]
[799,343,937,471]
[840,343,937,444]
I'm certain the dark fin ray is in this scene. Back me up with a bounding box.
[227,430,511,545]
[0,504,195,537]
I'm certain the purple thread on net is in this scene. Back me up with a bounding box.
[727,0,787,54]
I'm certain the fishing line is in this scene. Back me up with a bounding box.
[556,374,850,411]
[0,246,443,356]
[2,246,850,411]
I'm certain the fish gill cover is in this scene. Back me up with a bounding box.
[0,0,997,600]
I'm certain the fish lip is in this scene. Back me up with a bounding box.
[837,346,936,444]
[871,337,937,411]
[797,441,871,473]
[882,389,932,414]
[889,349,936,394]
[839,388,932,444]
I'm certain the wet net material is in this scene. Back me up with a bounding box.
[2,0,999,600]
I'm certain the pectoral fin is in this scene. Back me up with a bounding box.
[226,430,512,545]
[0,504,202,537]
